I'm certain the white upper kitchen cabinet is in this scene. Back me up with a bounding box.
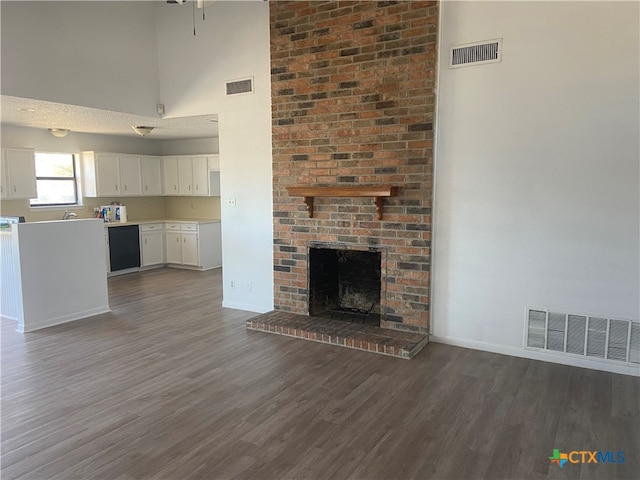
[178,157,193,195]
[94,152,120,196]
[210,171,221,196]
[163,156,179,196]
[83,152,217,198]
[192,155,209,196]
[208,154,220,171]
[207,155,220,196]
[140,156,162,196]
[1,148,37,199]
[165,155,213,196]
[119,155,142,196]
[82,152,120,197]
[83,152,157,197]
[0,154,8,199]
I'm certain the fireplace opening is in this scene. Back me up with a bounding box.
[309,247,382,326]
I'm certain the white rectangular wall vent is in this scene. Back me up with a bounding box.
[226,77,254,96]
[526,308,640,366]
[450,39,502,68]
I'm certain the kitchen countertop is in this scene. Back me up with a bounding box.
[104,218,220,227]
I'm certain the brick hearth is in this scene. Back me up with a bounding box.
[247,311,429,359]
[270,1,438,335]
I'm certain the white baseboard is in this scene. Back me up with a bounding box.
[20,306,112,333]
[430,334,640,377]
[222,300,272,314]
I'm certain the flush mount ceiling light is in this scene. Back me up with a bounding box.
[132,126,154,137]
[48,128,70,138]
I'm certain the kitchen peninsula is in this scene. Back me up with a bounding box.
[0,218,110,332]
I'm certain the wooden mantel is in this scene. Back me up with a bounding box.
[287,186,399,220]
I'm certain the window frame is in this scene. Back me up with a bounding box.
[29,152,81,208]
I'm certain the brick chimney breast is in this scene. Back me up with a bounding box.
[271,1,438,333]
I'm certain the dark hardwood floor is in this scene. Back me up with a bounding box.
[2,268,638,480]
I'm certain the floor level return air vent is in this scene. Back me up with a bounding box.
[526,308,640,366]
[450,39,502,68]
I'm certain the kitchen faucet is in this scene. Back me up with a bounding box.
[62,210,78,220]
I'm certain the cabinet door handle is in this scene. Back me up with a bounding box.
[174,185,177,191]
[195,185,198,191]
[124,185,127,191]
[115,185,118,191]
[188,185,191,191]
[183,238,186,243]
[144,238,147,244]
[176,237,179,243]
[145,185,148,191]
[13,185,16,192]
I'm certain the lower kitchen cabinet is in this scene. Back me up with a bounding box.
[165,222,220,270]
[106,221,221,275]
[140,223,164,267]
[181,231,199,266]
[165,230,182,264]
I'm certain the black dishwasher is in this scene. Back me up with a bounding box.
[108,225,141,272]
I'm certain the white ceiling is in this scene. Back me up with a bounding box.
[0,95,219,141]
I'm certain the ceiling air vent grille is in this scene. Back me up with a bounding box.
[226,77,253,96]
[525,308,639,367]
[450,39,502,68]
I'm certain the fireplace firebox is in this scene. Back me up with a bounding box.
[308,245,383,326]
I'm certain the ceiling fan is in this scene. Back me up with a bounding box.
[167,0,205,6]
[167,0,211,35]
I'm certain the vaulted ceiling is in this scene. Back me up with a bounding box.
[0,0,222,140]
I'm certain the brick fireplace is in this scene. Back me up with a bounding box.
[309,243,384,324]
[271,1,437,334]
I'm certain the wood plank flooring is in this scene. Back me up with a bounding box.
[1,267,639,480]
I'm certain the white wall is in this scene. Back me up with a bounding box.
[2,0,272,313]
[432,1,640,375]
[156,1,273,313]
[16,219,110,332]
[155,0,253,119]
[160,137,219,156]
[217,98,273,313]
[0,1,161,117]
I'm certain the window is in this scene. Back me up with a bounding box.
[30,153,79,207]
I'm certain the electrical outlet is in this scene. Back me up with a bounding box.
[228,197,237,207]
[230,280,235,288]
